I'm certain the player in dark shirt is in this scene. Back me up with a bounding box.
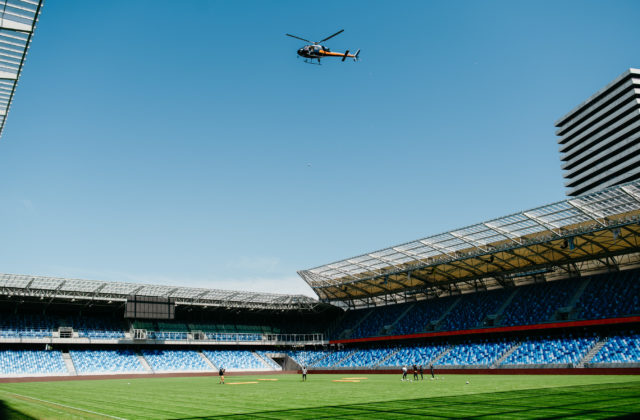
[430,363,434,379]
[219,367,225,384]
[412,364,418,381]
[419,365,424,380]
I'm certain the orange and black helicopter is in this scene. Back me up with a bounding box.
[286,29,359,64]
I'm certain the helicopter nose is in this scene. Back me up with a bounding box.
[297,49,303,56]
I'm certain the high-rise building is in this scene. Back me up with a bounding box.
[555,68,640,196]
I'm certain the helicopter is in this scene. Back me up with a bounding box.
[286,29,360,64]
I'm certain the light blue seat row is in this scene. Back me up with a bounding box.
[70,350,143,373]
[141,349,212,371]
[284,350,331,367]
[0,350,67,375]
[254,350,281,369]
[336,347,396,367]
[202,350,265,370]
[383,344,449,367]
[503,335,596,365]
[592,333,640,363]
[439,340,513,366]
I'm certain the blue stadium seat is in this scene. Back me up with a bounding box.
[70,349,144,373]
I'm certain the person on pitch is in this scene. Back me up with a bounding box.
[302,365,308,381]
[219,367,226,384]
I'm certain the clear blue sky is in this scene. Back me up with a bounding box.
[0,0,638,296]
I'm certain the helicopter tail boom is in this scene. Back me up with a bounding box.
[341,50,349,62]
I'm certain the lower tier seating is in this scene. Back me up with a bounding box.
[202,350,266,370]
[591,333,640,364]
[70,349,144,373]
[0,350,67,375]
[141,349,212,372]
[502,335,597,366]
[439,340,513,366]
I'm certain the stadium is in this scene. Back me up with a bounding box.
[0,1,639,419]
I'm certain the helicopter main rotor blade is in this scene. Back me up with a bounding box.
[318,29,344,43]
[286,33,312,43]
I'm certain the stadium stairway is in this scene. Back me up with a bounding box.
[136,352,153,372]
[556,277,592,320]
[386,303,416,335]
[374,348,401,367]
[431,345,453,365]
[577,337,607,368]
[433,297,462,331]
[199,351,217,369]
[253,352,278,370]
[492,342,522,368]
[492,288,520,326]
[332,350,358,368]
[342,309,374,339]
[62,351,76,375]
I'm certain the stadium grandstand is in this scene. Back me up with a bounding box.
[0,180,639,377]
[0,0,637,384]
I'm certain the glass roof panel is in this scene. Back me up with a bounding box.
[0,1,42,139]
[302,180,640,285]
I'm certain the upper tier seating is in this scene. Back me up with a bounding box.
[202,350,266,370]
[70,349,143,373]
[576,271,640,320]
[0,314,55,338]
[393,298,454,335]
[439,339,512,366]
[439,289,512,332]
[330,269,640,339]
[351,304,407,339]
[500,279,577,326]
[331,310,370,339]
[0,350,67,375]
[71,316,126,339]
[502,335,596,365]
[141,349,211,372]
[148,331,188,340]
[591,332,640,364]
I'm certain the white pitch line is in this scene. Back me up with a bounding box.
[2,390,128,420]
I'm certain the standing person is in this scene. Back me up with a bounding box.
[402,365,408,381]
[430,363,435,379]
[412,364,418,381]
[419,365,424,380]
[219,367,225,384]
[302,365,307,381]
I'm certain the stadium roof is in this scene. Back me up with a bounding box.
[0,0,43,139]
[0,274,321,311]
[299,180,640,307]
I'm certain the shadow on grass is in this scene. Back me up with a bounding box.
[178,380,640,419]
[0,400,37,420]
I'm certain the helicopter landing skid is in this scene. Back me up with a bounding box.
[303,58,321,65]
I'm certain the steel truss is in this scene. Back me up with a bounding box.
[299,180,640,308]
[0,274,321,311]
[0,0,43,139]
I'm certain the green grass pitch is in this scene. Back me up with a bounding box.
[0,374,638,419]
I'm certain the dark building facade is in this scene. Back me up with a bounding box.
[556,68,640,196]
